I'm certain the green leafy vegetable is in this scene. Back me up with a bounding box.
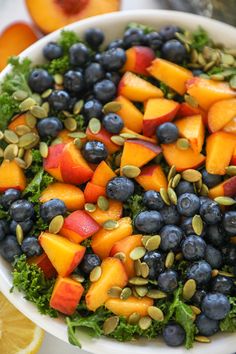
[124,193,145,219]
[220,297,236,332]
[127,22,155,34]
[0,205,8,219]
[29,149,43,175]
[23,168,53,203]
[58,30,81,51]
[0,93,19,130]
[191,27,211,51]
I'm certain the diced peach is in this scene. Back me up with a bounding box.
[224,117,236,135]
[8,113,37,133]
[148,58,193,95]
[28,252,57,279]
[90,200,122,225]
[115,96,143,133]
[43,144,65,181]
[207,99,236,133]
[136,164,167,192]
[105,296,153,317]
[39,232,85,277]
[121,127,157,144]
[175,115,205,153]
[118,71,163,102]
[143,98,180,136]
[122,46,155,76]
[162,143,205,172]
[60,210,100,244]
[40,182,85,211]
[186,77,236,110]
[50,276,84,315]
[57,129,74,144]
[0,160,26,192]
[85,257,128,312]
[231,146,236,165]
[84,182,106,203]
[178,102,207,125]
[209,176,236,199]
[206,132,236,175]
[110,235,142,277]
[120,139,161,169]
[91,217,133,259]
[86,126,120,154]
[91,161,116,187]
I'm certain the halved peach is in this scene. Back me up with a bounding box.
[115,96,143,133]
[105,296,153,318]
[84,182,106,203]
[224,117,236,135]
[89,200,122,225]
[0,160,26,192]
[208,98,236,133]
[43,143,65,181]
[91,161,116,187]
[86,126,120,154]
[122,46,155,75]
[175,115,205,153]
[28,252,57,279]
[209,176,236,199]
[136,164,167,192]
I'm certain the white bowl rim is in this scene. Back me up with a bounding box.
[1,9,236,354]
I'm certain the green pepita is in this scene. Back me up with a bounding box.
[84,203,96,213]
[42,102,50,116]
[107,286,122,298]
[148,306,164,322]
[192,215,203,235]
[73,100,84,115]
[103,316,119,335]
[214,196,236,206]
[146,289,167,299]
[182,169,202,182]
[128,312,140,325]
[175,252,183,261]
[129,277,149,286]
[88,118,101,134]
[226,165,236,176]
[4,144,18,160]
[165,251,175,269]
[114,153,122,167]
[103,101,122,114]
[200,183,209,197]
[49,215,64,234]
[221,53,235,66]
[19,97,36,112]
[14,157,26,169]
[160,188,170,205]
[0,131,4,140]
[12,90,28,101]
[74,138,83,149]
[138,316,152,330]
[167,187,177,205]
[41,88,52,99]
[119,133,138,139]
[218,270,235,278]
[171,173,181,188]
[24,149,33,168]
[103,220,119,230]
[230,75,236,90]
[120,287,132,300]
[54,73,63,85]
[190,305,201,315]
[30,105,47,119]
[195,336,211,344]
[210,73,225,81]
[31,93,42,105]
[90,266,102,282]
[122,165,141,178]
[18,133,39,149]
[145,235,161,252]
[25,112,37,128]
[4,130,19,144]
[203,61,216,72]
[111,135,125,146]
[134,259,142,276]
[64,117,77,132]
[167,165,176,182]
[135,286,148,297]
[129,247,146,261]
[0,148,3,157]
[18,147,25,159]
[69,132,87,139]
[176,138,190,150]
[97,196,109,211]
[113,252,126,262]
[39,142,49,158]
[16,224,23,245]
[184,95,198,108]
[140,262,149,278]
[15,125,31,136]
[183,279,196,300]
[71,274,85,283]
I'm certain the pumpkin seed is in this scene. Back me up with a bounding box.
[184,95,198,108]
[120,287,132,300]
[221,53,235,66]
[51,138,62,146]
[146,289,167,299]
[195,336,211,343]
[42,102,50,115]
[135,286,148,297]
[24,149,33,168]
[0,131,4,140]
[167,165,176,181]
[103,101,122,114]
[129,277,148,286]
[211,269,219,277]
[218,270,234,278]
[84,203,96,213]
[4,144,18,160]
[183,279,196,300]
[18,147,25,159]
[140,262,149,278]
[64,117,77,132]
[168,177,173,189]
[90,266,102,282]
[0,148,3,157]
[114,152,122,167]
[182,169,202,182]
[138,316,152,330]
[113,252,126,262]
[128,312,140,325]
[73,100,84,115]
[192,215,203,235]
[88,118,101,134]
[71,274,85,283]
[210,73,225,81]
[18,133,39,149]
[171,173,181,188]
[145,235,161,251]
[176,138,190,150]
[15,125,31,136]
[190,305,201,315]
[97,196,109,211]
[41,88,52,99]
[141,235,152,247]
[30,105,47,119]
[69,131,87,139]
[74,138,83,149]
[165,251,175,269]
[204,61,216,72]
[119,133,138,139]
[226,165,236,176]
[167,187,177,205]
[200,183,209,197]
[31,93,42,105]
[49,215,64,234]
[25,112,37,128]
[122,165,141,178]
[12,90,28,101]
[16,224,24,245]
[62,111,72,118]
[191,48,198,63]
[214,196,236,206]
[103,220,119,230]
[130,247,146,260]
[230,75,236,90]
[39,142,49,158]
[134,259,142,276]
[107,286,122,298]
[160,188,170,205]
[111,135,125,146]
[195,178,202,193]
[4,130,19,144]
[132,287,141,299]
[54,73,63,85]
[148,306,164,322]
[175,252,183,261]
[19,97,36,112]
[14,157,26,169]
[103,316,119,335]
[197,53,206,66]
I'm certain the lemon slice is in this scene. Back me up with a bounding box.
[0,292,44,354]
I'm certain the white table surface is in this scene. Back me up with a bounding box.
[0,1,160,353]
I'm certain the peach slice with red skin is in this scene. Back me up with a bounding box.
[50,276,84,315]
[105,296,154,318]
[209,176,236,199]
[39,232,85,277]
[0,160,26,192]
[28,252,57,279]
[143,98,180,136]
[91,161,116,187]
[136,164,168,192]
[85,257,128,312]
[177,102,207,126]
[122,46,155,75]
[90,200,122,225]
[86,126,120,154]
[207,98,236,133]
[43,143,65,181]
[84,182,106,203]
[115,96,143,133]
[60,210,100,244]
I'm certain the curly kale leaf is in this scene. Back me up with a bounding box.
[191,27,211,51]
[126,22,155,34]
[123,193,145,219]
[220,297,236,332]
[0,93,19,130]
[23,168,53,203]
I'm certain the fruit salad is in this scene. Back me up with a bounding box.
[0,23,236,349]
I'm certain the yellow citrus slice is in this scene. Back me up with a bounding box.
[0,291,44,354]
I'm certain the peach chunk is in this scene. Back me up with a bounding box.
[118,71,163,102]
[91,217,133,259]
[0,160,26,192]
[91,161,116,187]
[90,200,123,225]
[231,146,236,165]
[224,117,236,135]
[105,296,153,318]
[43,143,65,181]
[84,182,106,203]
[39,232,85,277]
[85,257,128,312]
[148,58,193,95]
[115,96,143,133]
[136,164,167,192]
[177,102,207,125]
[50,276,84,315]
[175,115,205,153]
[209,176,236,199]
[86,126,120,154]
[208,98,236,133]
[28,252,57,279]
[122,46,155,75]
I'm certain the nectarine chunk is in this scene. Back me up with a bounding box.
[86,126,120,154]
[85,257,128,312]
[122,46,155,76]
[91,161,116,187]
[208,99,236,133]
[91,217,133,259]
[178,102,207,125]
[43,144,65,181]
[224,117,236,135]
[84,182,106,203]
[28,252,57,279]
[209,176,236,199]
[175,115,205,153]
[231,146,236,165]
[136,165,167,192]
[90,200,122,225]
[115,96,143,133]
[0,160,26,192]
[105,296,153,318]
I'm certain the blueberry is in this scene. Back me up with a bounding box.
[211,275,234,295]
[158,270,178,293]
[83,99,103,120]
[63,70,84,93]
[43,42,63,60]
[48,90,70,112]
[205,245,222,268]
[221,244,236,266]
[107,39,124,50]
[177,193,200,217]
[105,72,121,86]
[10,200,34,222]
[223,211,236,235]
[100,48,126,71]
[202,293,230,320]
[156,122,179,144]
[134,211,164,234]
[160,205,180,225]
[82,141,108,164]
[199,196,210,206]
[93,79,116,103]
[196,314,219,337]
[28,69,53,94]
[106,177,134,202]
[160,225,183,251]
[192,69,203,76]
[175,181,195,196]
[0,220,9,241]
[84,28,104,49]
[0,235,22,262]
[200,200,222,225]
[123,28,145,48]
[181,217,206,237]
[40,198,67,223]
[182,235,206,261]
[37,117,63,138]
[143,190,164,211]
[202,169,222,188]
[84,63,105,87]
[192,289,207,307]
[69,43,89,66]
[10,219,33,236]
[1,188,21,209]
[21,237,42,257]
[163,323,185,347]
[161,39,187,64]
[143,251,164,279]
[159,25,181,41]
[206,224,226,247]
[80,253,101,274]
[187,260,212,285]
[102,113,124,134]
[145,32,163,50]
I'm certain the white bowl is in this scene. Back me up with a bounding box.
[0,9,236,354]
